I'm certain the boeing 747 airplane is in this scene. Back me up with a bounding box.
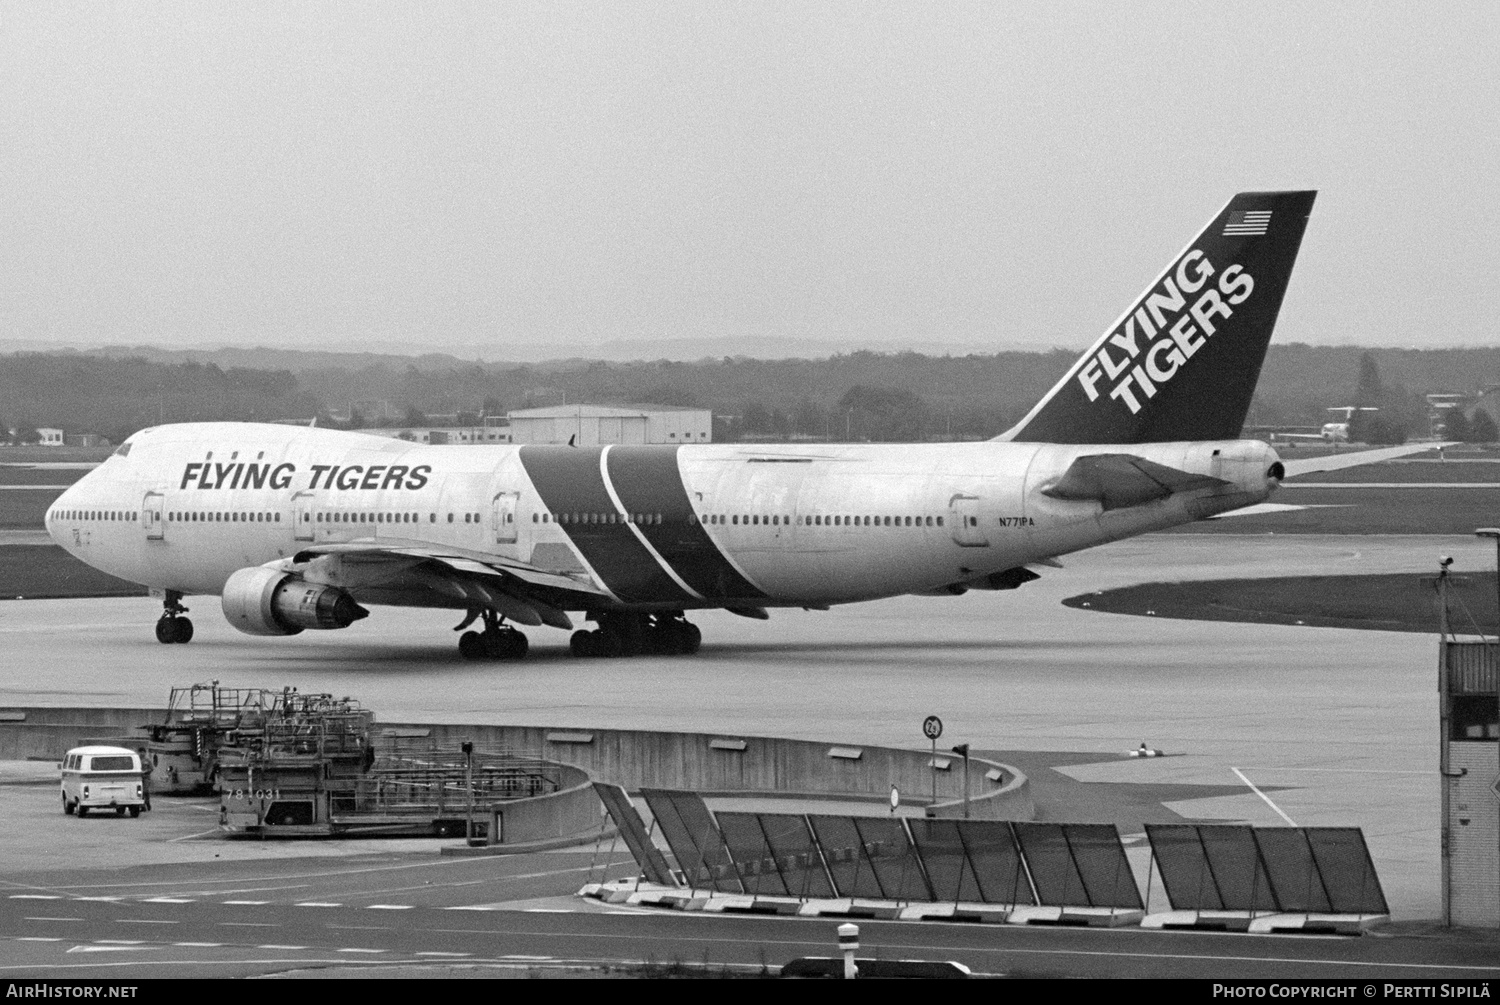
[44,190,1401,659]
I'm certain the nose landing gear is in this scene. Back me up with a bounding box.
[155,591,193,644]
[457,609,528,661]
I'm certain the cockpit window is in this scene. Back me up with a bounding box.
[112,442,132,457]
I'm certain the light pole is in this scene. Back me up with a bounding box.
[462,740,475,844]
[1475,529,1500,642]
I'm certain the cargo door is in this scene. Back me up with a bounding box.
[492,491,519,544]
[949,494,989,547]
[142,491,165,541]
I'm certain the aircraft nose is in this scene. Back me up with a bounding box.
[47,481,82,547]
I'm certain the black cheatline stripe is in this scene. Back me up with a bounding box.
[518,446,693,605]
[605,445,767,601]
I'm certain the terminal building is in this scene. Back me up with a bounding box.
[507,405,712,446]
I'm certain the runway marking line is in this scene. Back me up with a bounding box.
[222,900,270,905]
[15,937,62,942]
[410,924,1500,974]
[94,940,144,945]
[416,951,471,957]
[24,917,82,922]
[173,942,223,948]
[366,904,415,910]
[9,894,60,900]
[257,944,308,950]
[20,857,629,896]
[1231,767,1299,826]
[337,948,385,954]
[295,902,342,908]
[142,897,194,903]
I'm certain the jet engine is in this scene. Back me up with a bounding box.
[220,566,369,637]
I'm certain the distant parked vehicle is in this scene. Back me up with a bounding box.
[61,745,145,818]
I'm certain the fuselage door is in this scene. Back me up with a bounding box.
[493,491,519,544]
[292,492,316,542]
[949,494,989,547]
[142,491,165,541]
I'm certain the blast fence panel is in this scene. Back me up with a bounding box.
[1304,828,1388,915]
[714,811,788,897]
[757,813,836,899]
[592,783,675,887]
[640,789,742,894]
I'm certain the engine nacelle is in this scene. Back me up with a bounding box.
[220,566,369,637]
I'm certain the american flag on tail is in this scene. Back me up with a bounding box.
[1222,210,1272,236]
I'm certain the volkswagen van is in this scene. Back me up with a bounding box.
[61,745,145,817]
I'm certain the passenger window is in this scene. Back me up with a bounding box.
[771,515,779,526]
[936,516,944,526]
[448,513,454,523]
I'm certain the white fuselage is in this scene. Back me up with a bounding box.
[46,423,1279,615]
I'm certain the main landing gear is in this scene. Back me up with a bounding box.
[457,609,529,661]
[154,591,193,645]
[570,612,701,658]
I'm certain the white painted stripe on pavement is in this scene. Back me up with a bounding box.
[295,902,342,908]
[338,948,385,954]
[222,900,270,905]
[416,951,471,957]
[9,895,61,900]
[173,942,223,948]
[257,944,308,950]
[1232,766,1299,827]
[143,897,194,903]
[366,904,414,910]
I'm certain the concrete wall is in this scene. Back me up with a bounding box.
[489,764,602,846]
[0,708,1033,823]
[383,721,1033,821]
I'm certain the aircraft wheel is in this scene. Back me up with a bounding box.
[156,617,193,644]
[569,630,592,657]
[679,622,702,655]
[458,631,486,660]
[503,630,529,660]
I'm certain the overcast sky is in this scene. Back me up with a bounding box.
[1,2,1495,359]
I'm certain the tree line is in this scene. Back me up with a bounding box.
[4,345,1500,444]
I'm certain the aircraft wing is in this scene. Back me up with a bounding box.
[1280,442,1452,478]
[288,540,609,629]
[1041,454,1229,511]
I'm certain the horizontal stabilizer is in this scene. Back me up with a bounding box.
[1043,454,1228,511]
[1280,442,1452,479]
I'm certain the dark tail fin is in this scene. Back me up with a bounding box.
[1001,190,1316,444]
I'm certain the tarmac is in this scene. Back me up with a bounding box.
[0,532,1481,928]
